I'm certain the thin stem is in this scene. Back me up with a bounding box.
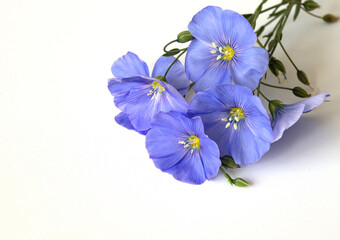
[278,41,299,70]
[163,48,187,78]
[260,3,284,14]
[257,39,265,48]
[220,167,233,185]
[163,40,177,53]
[260,81,293,90]
[301,7,323,19]
[257,88,271,102]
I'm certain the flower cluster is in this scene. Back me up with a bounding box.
[108,5,331,186]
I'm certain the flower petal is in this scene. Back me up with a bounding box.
[193,61,232,92]
[229,122,271,165]
[271,104,305,143]
[111,52,149,78]
[185,39,217,83]
[300,93,330,113]
[188,6,224,43]
[151,56,190,95]
[230,47,269,90]
[220,10,257,49]
[115,112,148,135]
[198,138,222,179]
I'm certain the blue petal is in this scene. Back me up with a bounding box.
[220,10,257,50]
[300,93,330,113]
[193,61,231,92]
[151,56,190,95]
[229,122,271,165]
[114,77,188,132]
[198,137,221,179]
[111,52,149,78]
[115,112,148,135]
[185,39,217,83]
[230,47,269,90]
[271,104,305,143]
[188,6,224,44]
[243,96,273,142]
[108,77,148,97]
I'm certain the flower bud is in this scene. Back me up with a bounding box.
[177,31,193,43]
[233,178,249,187]
[303,0,320,11]
[163,48,181,57]
[220,155,238,169]
[292,87,311,98]
[323,14,339,23]
[297,70,310,86]
[272,58,286,74]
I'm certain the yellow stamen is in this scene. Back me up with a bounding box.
[179,135,200,153]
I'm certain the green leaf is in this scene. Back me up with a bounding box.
[268,40,277,52]
[256,26,265,37]
[293,1,301,21]
[162,48,181,57]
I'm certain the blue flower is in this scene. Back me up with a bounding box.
[188,84,273,165]
[111,51,190,95]
[185,6,269,92]
[145,111,221,185]
[108,52,190,134]
[272,93,330,142]
[108,76,189,134]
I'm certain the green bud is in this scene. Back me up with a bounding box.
[269,61,279,77]
[163,48,181,57]
[268,40,277,52]
[323,14,339,23]
[177,30,193,43]
[297,70,310,86]
[292,87,311,98]
[269,100,284,118]
[220,155,238,169]
[303,0,320,11]
[272,58,286,74]
[233,178,249,187]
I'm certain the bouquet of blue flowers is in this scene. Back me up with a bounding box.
[108,1,337,186]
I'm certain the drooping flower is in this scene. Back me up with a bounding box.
[188,84,273,165]
[108,52,190,134]
[271,93,330,142]
[111,51,190,95]
[185,6,269,92]
[145,111,221,184]
[108,76,189,134]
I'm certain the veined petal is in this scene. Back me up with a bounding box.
[108,77,149,97]
[145,111,221,185]
[188,6,224,44]
[230,47,269,90]
[115,112,148,135]
[229,122,271,165]
[151,56,190,95]
[111,52,149,78]
[271,104,305,143]
[300,93,330,113]
[220,10,257,49]
[193,61,232,92]
[185,39,217,83]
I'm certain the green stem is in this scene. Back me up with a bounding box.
[163,48,187,78]
[301,7,323,19]
[257,39,265,48]
[163,40,177,53]
[257,88,271,102]
[260,81,293,90]
[260,3,284,14]
[278,41,299,70]
[220,167,233,185]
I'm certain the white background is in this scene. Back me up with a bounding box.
[1,0,340,239]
